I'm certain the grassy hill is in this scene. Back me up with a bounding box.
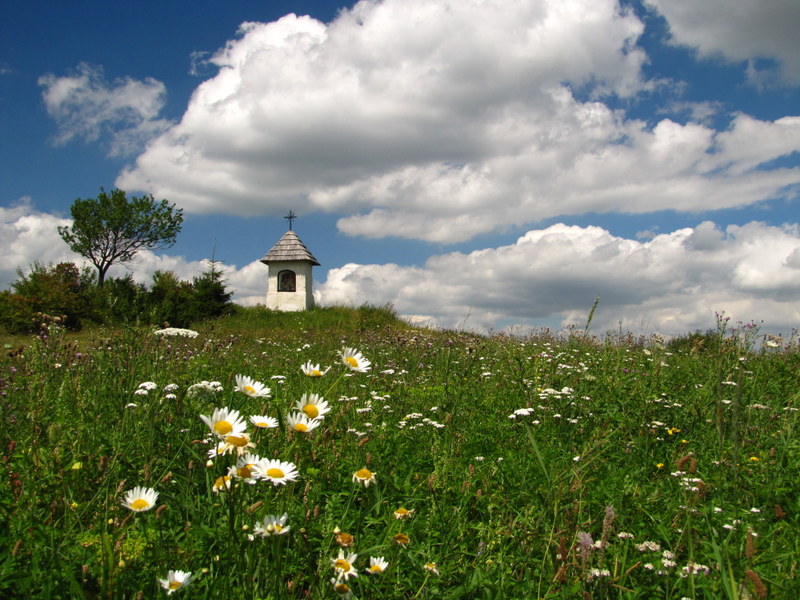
[1,306,798,598]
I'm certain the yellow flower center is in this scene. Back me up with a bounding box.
[244,385,256,395]
[369,565,383,572]
[169,581,182,590]
[355,468,373,480]
[295,423,308,432]
[266,468,285,479]
[334,583,350,594]
[131,498,150,510]
[394,533,410,545]
[214,420,233,435]
[237,465,253,479]
[345,356,359,368]
[226,435,248,447]
[255,421,270,427]
[213,475,230,489]
[334,559,352,572]
[311,369,322,376]
[302,404,319,418]
[395,507,409,516]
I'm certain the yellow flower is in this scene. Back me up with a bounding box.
[199,407,246,438]
[335,531,355,547]
[423,562,440,575]
[286,412,322,434]
[212,475,231,492]
[256,459,299,486]
[294,393,330,420]
[366,556,389,574]
[655,463,664,469]
[341,347,371,373]
[159,570,192,594]
[393,506,414,519]
[331,550,359,580]
[234,374,271,398]
[331,578,353,599]
[749,456,760,462]
[121,486,158,512]
[393,533,410,546]
[250,415,278,429]
[352,467,377,487]
[301,361,330,377]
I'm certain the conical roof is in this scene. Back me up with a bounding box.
[260,230,320,265]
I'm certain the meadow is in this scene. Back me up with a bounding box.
[1,306,798,599]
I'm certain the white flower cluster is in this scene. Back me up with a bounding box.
[153,327,199,338]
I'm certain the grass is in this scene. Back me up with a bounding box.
[1,306,799,599]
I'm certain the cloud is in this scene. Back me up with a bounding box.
[646,0,800,86]
[38,63,172,156]
[0,199,79,285]
[114,0,800,244]
[316,221,800,335]
[2,202,798,336]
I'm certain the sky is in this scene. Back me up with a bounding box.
[2,0,799,337]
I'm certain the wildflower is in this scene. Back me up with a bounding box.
[331,550,359,580]
[159,570,192,594]
[199,407,246,438]
[301,361,331,377]
[341,347,371,372]
[255,459,299,486]
[250,415,278,429]
[335,531,355,547]
[331,578,353,599]
[748,456,760,462]
[229,453,261,484]
[423,562,440,575]
[121,486,158,512]
[221,432,255,456]
[352,467,377,487]
[367,556,389,574]
[234,374,271,398]
[393,533,410,546]
[394,507,414,519]
[154,327,198,338]
[636,541,661,552]
[295,393,330,419]
[253,513,290,537]
[286,411,322,434]
[212,475,231,492]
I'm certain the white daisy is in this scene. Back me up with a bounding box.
[352,467,377,487]
[253,513,290,537]
[234,374,272,398]
[341,347,371,373]
[366,556,389,574]
[301,361,331,377]
[254,459,299,486]
[286,411,322,434]
[159,570,192,594]
[121,486,158,512]
[331,550,359,580]
[250,415,279,429]
[294,393,331,420]
[199,407,247,438]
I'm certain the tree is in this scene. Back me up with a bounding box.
[58,188,183,286]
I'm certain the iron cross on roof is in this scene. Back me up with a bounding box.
[284,210,297,230]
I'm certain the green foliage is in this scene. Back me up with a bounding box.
[58,188,183,286]
[1,311,799,598]
[0,262,95,333]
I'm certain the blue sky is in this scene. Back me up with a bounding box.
[2,0,799,336]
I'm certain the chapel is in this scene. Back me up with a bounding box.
[260,213,320,311]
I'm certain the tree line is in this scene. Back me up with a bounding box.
[0,188,236,334]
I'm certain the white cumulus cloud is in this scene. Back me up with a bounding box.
[646,0,800,86]
[113,0,800,245]
[38,63,172,157]
[317,221,800,335]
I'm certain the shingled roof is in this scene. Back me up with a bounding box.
[260,230,320,265]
